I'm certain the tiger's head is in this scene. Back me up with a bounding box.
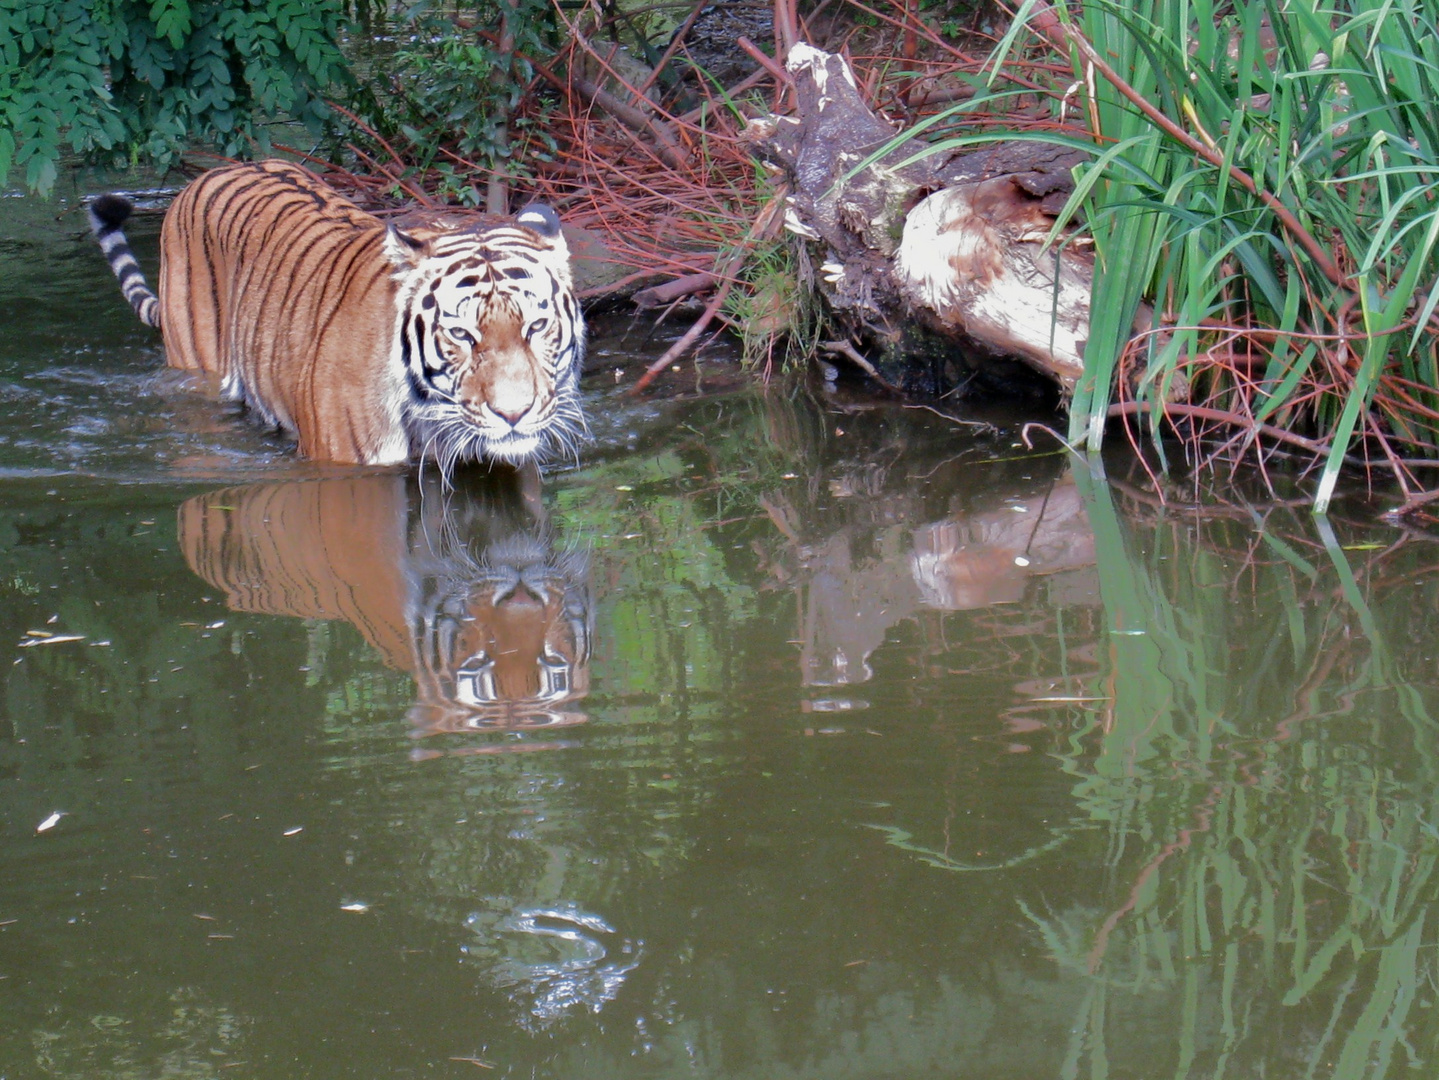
[385,205,586,471]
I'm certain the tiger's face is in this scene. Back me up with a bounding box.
[386,206,586,471]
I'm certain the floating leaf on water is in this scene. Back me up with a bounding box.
[340,901,370,913]
[36,811,65,833]
[802,698,868,712]
[19,634,85,647]
[283,827,303,837]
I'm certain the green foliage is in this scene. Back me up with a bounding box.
[1032,0,1439,508]
[722,237,822,372]
[0,0,352,195]
[359,0,560,184]
[886,0,1439,503]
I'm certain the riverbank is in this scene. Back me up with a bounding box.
[307,0,1439,516]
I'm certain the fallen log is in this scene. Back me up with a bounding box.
[750,42,1101,399]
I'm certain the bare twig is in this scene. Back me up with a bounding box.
[633,273,717,307]
[630,188,789,393]
[774,0,800,60]
[821,340,901,392]
[737,36,795,87]
[1385,487,1439,520]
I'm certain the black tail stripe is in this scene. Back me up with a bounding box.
[88,196,161,329]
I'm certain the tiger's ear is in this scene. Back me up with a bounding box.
[383,225,429,267]
[514,203,561,239]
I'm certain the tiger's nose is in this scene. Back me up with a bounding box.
[489,399,533,428]
[483,352,538,427]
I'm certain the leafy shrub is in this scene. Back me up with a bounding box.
[358,0,560,199]
[0,0,352,194]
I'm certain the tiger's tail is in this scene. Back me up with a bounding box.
[87,194,161,329]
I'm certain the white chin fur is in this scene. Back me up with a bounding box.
[483,433,542,464]
[409,404,554,471]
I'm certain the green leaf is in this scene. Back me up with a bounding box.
[149,0,191,48]
[0,126,14,185]
[25,151,56,196]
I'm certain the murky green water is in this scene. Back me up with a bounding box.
[6,178,1439,1079]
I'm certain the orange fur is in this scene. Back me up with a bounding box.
[178,474,591,731]
[95,160,585,468]
[158,161,408,464]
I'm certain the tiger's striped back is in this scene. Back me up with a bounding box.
[89,160,585,470]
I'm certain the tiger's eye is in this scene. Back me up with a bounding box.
[525,318,550,339]
[447,326,476,346]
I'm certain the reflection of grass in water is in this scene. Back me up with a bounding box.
[1036,470,1439,1078]
[867,822,1075,872]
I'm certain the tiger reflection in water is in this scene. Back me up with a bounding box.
[177,471,590,748]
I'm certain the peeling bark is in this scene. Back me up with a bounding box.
[751,43,1096,398]
[894,180,1089,391]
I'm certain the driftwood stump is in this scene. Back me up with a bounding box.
[751,43,1095,399]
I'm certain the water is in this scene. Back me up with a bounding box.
[4,176,1439,1079]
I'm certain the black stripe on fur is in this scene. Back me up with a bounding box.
[87,194,161,329]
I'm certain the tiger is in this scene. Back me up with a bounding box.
[177,471,591,743]
[88,159,586,471]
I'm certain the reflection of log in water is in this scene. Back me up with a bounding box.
[176,472,591,750]
[799,476,1098,688]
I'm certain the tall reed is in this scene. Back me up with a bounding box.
[1023,0,1439,510]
